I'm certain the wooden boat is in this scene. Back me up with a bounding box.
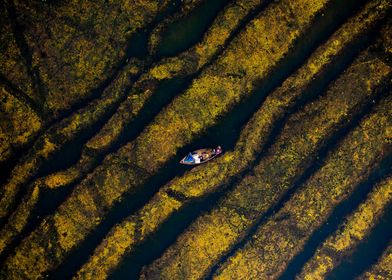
[180,146,222,165]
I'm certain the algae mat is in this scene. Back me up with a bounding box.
[1,0,391,279]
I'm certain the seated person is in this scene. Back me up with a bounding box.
[192,153,201,163]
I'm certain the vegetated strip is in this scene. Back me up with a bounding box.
[0,0,192,221]
[4,0,46,112]
[0,74,43,118]
[327,203,392,280]
[0,4,44,175]
[24,0,270,192]
[139,49,391,279]
[212,94,392,279]
[84,0,272,160]
[0,0,342,278]
[0,0,273,260]
[296,176,392,279]
[73,2,388,277]
[357,242,392,280]
[0,0,178,180]
[147,0,266,81]
[0,84,42,180]
[0,61,141,225]
[0,1,184,222]
[0,0,272,260]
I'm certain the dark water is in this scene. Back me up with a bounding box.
[156,0,230,57]
[4,0,391,279]
[328,203,392,280]
[279,156,391,280]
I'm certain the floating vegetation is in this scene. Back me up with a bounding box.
[0,0,391,279]
[141,50,392,280]
[297,176,392,279]
[77,1,392,278]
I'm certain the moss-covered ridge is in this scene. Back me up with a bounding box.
[140,47,391,279]
[0,61,140,223]
[297,176,392,279]
[0,0,272,241]
[213,94,391,279]
[1,0,339,277]
[74,2,391,277]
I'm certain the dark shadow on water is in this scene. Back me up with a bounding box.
[0,0,270,257]
[279,155,391,280]
[0,77,192,264]
[0,0,184,187]
[206,84,391,279]
[156,0,230,58]
[49,0,372,278]
[327,203,392,280]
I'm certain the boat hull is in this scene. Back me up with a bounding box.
[179,148,222,165]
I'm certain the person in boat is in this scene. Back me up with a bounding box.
[191,152,201,163]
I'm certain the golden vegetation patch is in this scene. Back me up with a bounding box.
[140,48,391,279]
[298,177,392,279]
[214,94,392,279]
[74,4,392,277]
[0,60,138,223]
[0,86,42,163]
[12,0,170,115]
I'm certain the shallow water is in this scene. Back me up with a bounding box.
[1,0,391,279]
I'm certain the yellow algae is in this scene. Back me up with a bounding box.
[133,0,331,173]
[0,9,35,103]
[150,58,185,80]
[75,193,182,279]
[75,220,137,280]
[2,0,392,278]
[0,58,138,222]
[12,0,170,116]
[0,86,42,163]
[75,2,392,277]
[302,256,334,280]
[298,177,392,279]
[141,49,391,279]
[139,193,182,237]
[44,169,80,189]
[214,95,391,279]
[0,185,40,254]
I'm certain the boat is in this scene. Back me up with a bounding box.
[180,146,223,165]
